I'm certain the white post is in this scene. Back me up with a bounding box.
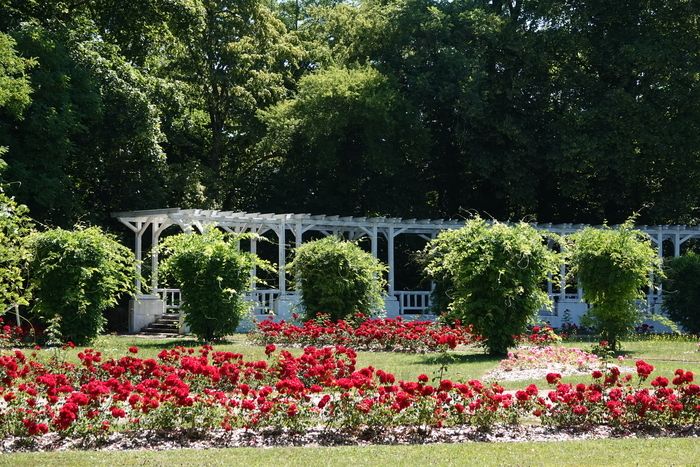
[674,233,681,257]
[371,225,378,258]
[278,222,286,294]
[559,263,566,303]
[546,238,553,297]
[134,222,146,294]
[387,227,395,295]
[429,232,437,293]
[150,223,161,293]
[295,222,303,292]
[655,231,663,304]
[250,237,257,290]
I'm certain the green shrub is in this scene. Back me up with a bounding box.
[424,218,560,356]
[567,221,661,350]
[288,236,386,321]
[662,252,700,334]
[159,229,264,341]
[0,191,33,311]
[27,226,135,345]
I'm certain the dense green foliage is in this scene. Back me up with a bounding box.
[0,32,32,131]
[159,230,263,341]
[0,192,33,311]
[27,227,135,344]
[0,1,698,226]
[567,222,661,349]
[0,32,34,311]
[663,253,700,334]
[424,218,560,355]
[288,236,386,321]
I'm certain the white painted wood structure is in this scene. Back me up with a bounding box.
[113,208,700,333]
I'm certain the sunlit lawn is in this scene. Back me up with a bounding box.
[3,438,700,466]
[47,333,700,390]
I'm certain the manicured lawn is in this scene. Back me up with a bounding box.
[3,438,699,466]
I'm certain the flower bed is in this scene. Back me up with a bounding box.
[0,318,32,349]
[500,346,602,372]
[249,316,480,352]
[484,345,622,382]
[0,344,698,444]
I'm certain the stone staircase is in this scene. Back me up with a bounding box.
[141,313,180,335]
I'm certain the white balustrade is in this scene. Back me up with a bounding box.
[393,291,432,314]
[155,288,182,314]
[246,289,280,316]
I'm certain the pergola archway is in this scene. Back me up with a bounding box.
[113,208,700,333]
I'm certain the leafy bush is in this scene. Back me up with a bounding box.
[287,236,386,321]
[0,191,33,311]
[424,218,560,356]
[27,227,135,345]
[663,252,700,334]
[567,221,661,350]
[159,229,264,341]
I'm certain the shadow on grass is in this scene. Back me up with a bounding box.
[414,353,501,366]
[126,338,212,349]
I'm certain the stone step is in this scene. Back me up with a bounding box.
[141,324,179,334]
[147,322,178,329]
[141,330,179,336]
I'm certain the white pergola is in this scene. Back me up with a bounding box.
[113,208,700,330]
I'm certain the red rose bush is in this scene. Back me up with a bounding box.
[249,315,480,352]
[0,345,698,439]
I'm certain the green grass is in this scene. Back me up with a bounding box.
[3,438,699,466]
[40,334,700,390]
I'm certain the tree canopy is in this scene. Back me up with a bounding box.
[0,0,698,227]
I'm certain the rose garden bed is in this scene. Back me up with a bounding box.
[248,316,480,352]
[0,341,698,453]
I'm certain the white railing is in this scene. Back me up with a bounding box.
[156,288,281,316]
[245,289,280,316]
[155,288,182,314]
[550,293,583,301]
[394,291,432,314]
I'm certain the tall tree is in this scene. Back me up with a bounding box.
[259,64,429,215]
[161,0,302,207]
[0,31,33,169]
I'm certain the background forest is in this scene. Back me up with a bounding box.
[1,0,699,229]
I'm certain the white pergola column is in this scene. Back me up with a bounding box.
[674,233,681,257]
[387,227,395,295]
[371,225,378,258]
[150,222,169,293]
[119,220,151,295]
[559,263,566,303]
[294,222,303,291]
[545,238,553,297]
[655,231,663,302]
[250,236,257,290]
[278,221,286,294]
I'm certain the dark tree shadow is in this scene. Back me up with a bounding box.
[125,338,204,349]
[414,353,501,366]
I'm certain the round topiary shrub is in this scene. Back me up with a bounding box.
[423,218,560,356]
[567,221,661,350]
[288,236,386,321]
[159,229,263,341]
[662,252,700,334]
[27,226,135,345]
